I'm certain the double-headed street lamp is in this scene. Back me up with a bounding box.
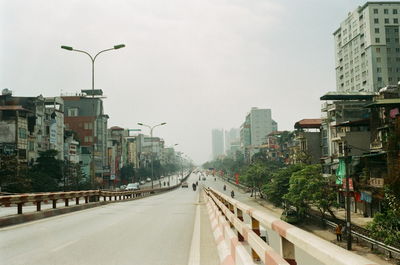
[61,44,125,188]
[137,122,167,189]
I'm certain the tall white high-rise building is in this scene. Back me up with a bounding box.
[211,129,224,159]
[224,128,240,154]
[334,2,400,92]
[249,107,277,147]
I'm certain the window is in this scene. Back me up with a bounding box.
[388,48,392,53]
[374,9,378,14]
[377,57,381,63]
[377,67,381,73]
[387,38,391,43]
[396,38,400,43]
[84,136,93,143]
[67,108,78,117]
[384,18,389,24]
[396,48,400,53]
[18,128,27,139]
[28,141,34,151]
[394,9,398,14]
[374,18,379,24]
[395,18,399,24]
[375,28,379,33]
[375,38,380,43]
[384,9,389,14]
[377,77,382,81]
[84,122,93,130]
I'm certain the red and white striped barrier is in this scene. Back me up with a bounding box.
[204,188,378,265]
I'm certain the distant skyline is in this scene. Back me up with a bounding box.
[0,0,377,163]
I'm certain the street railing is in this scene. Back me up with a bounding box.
[205,187,378,265]
[0,171,193,216]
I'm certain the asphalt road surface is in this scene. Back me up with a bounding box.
[0,174,219,265]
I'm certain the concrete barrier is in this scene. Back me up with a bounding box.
[205,188,378,265]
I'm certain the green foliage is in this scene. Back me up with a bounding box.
[239,160,282,198]
[263,164,304,206]
[367,187,400,247]
[30,150,63,192]
[284,164,338,219]
[120,163,135,183]
[203,156,245,177]
[0,154,31,192]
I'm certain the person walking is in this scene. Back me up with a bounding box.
[335,224,343,242]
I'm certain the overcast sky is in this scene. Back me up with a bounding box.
[0,0,381,163]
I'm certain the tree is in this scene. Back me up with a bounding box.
[120,163,135,183]
[0,154,31,192]
[367,187,400,247]
[30,150,63,192]
[284,164,337,220]
[240,160,282,198]
[263,164,304,207]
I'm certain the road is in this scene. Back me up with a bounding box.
[0,174,219,265]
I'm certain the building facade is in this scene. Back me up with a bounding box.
[334,2,400,92]
[211,129,224,159]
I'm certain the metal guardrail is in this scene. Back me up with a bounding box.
[0,171,193,216]
[324,219,400,259]
[205,187,378,265]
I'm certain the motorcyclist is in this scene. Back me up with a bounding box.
[192,183,197,191]
[223,184,226,191]
[231,190,235,198]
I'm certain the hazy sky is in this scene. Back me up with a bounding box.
[0,0,380,163]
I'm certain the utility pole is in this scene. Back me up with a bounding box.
[344,141,352,250]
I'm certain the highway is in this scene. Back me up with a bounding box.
[0,174,219,265]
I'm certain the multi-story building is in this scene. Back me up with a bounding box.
[240,107,278,161]
[224,128,240,155]
[320,92,374,175]
[211,129,224,159]
[62,90,109,182]
[290,119,322,165]
[334,2,400,92]
[0,90,64,164]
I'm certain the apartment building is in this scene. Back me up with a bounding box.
[334,2,400,92]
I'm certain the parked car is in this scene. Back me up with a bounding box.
[280,209,299,224]
[181,181,188,188]
[120,185,127,190]
[125,183,140,191]
[146,178,151,182]
[140,180,146,185]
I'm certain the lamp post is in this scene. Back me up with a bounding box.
[137,122,167,189]
[61,44,125,188]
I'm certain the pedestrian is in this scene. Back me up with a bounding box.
[335,224,343,242]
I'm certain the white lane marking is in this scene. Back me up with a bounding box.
[188,191,201,265]
[51,239,79,252]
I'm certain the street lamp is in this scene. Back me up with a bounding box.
[137,122,167,188]
[61,44,125,188]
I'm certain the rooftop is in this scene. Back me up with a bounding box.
[294,119,322,129]
[320,92,376,101]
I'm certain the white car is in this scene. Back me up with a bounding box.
[125,183,140,190]
[140,180,146,185]
[146,178,151,182]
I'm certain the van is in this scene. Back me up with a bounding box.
[125,183,140,190]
